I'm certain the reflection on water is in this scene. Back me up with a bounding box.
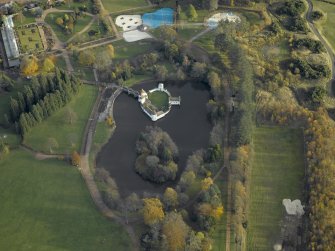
[96,81,212,196]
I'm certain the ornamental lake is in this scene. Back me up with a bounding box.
[96,80,212,196]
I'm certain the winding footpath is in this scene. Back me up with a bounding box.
[79,88,140,251]
[306,0,335,84]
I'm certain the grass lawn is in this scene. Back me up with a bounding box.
[24,85,98,154]
[177,25,205,40]
[16,25,44,53]
[101,0,147,13]
[74,67,95,81]
[179,9,209,23]
[124,73,152,87]
[13,12,36,26]
[56,0,93,13]
[0,150,131,250]
[86,40,153,62]
[242,11,264,26]
[55,56,67,70]
[90,121,113,167]
[0,127,20,148]
[45,12,92,42]
[312,0,335,51]
[148,90,169,111]
[76,18,109,43]
[247,127,305,251]
[71,59,96,81]
[262,39,290,62]
[112,40,153,60]
[194,30,216,53]
[212,170,229,251]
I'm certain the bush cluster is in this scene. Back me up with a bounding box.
[289,59,330,79]
[292,38,325,53]
[135,126,179,183]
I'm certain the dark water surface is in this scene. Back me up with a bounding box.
[96,81,211,196]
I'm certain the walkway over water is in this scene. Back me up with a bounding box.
[122,86,139,98]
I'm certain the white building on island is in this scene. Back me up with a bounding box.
[138,89,148,104]
[138,83,181,121]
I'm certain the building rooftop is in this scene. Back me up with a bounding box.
[1,15,20,67]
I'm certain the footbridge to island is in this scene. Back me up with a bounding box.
[122,87,139,98]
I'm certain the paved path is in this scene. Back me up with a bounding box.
[62,51,74,72]
[306,0,335,85]
[93,68,99,82]
[188,27,213,43]
[76,36,122,51]
[95,0,121,39]
[19,144,68,160]
[67,15,97,43]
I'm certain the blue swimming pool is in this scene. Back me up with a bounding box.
[142,8,174,28]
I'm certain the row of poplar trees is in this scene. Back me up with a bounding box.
[9,68,81,136]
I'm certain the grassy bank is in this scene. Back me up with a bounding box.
[312,0,335,51]
[90,121,113,168]
[101,0,147,13]
[24,85,98,154]
[247,127,305,250]
[212,170,229,251]
[0,150,131,250]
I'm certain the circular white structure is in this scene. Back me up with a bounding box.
[138,83,180,121]
[206,12,241,28]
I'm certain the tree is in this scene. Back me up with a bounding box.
[71,151,81,166]
[214,33,233,52]
[311,10,323,21]
[142,198,164,226]
[207,71,222,98]
[56,17,64,26]
[65,107,77,124]
[125,193,142,212]
[0,142,10,159]
[20,55,39,76]
[187,4,198,21]
[201,177,213,191]
[78,50,96,66]
[176,68,186,80]
[46,137,58,153]
[106,116,113,126]
[96,51,113,71]
[163,187,178,209]
[164,42,179,61]
[155,65,168,80]
[10,98,20,121]
[162,212,189,251]
[191,62,207,79]
[209,0,218,11]
[185,231,205,251]
[157,26,177,42]
[42,57,55,72]
[107,44,115,58]
[311,86,326,104]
